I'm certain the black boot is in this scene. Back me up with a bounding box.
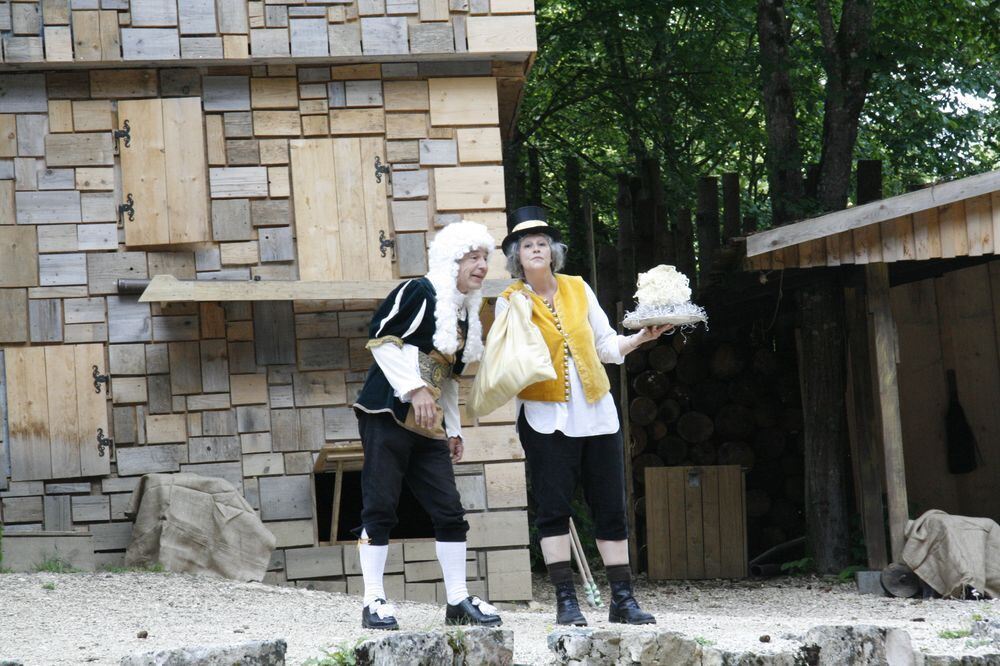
[554,581,588,626]
[608,579,656,625]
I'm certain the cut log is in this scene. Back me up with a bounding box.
[710,343,744,379]
[881,563,920,598]
[624,348,648,374]
[629,396,659,427]
[676,411,714,443]
[658,398,681,424]
[667,383,693,410]
[630,426,647,456]
[714,404,755,440]
[692,379,729,416]
[688,441,717,465]
[675,353,709,385]
[752,400,780,428]
[728,376,758,407]
[647,344,677,372]
[631,453,662,485]
[655,436,687,466]
[717,441,754,469]
[632,370,670,400]
[646,420,668,441]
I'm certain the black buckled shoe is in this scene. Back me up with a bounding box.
[362,598,399,630]
[445,596,502,627]
[554,581,588,626]
[608,580,656,625]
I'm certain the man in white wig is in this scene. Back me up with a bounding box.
[352,221,502,630]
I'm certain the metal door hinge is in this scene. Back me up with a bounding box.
[113,120,131,149]
[374,156,391,184]
[118,193,135,228]
[379,230,395,259]
[96,428,113,457]
[92,365,110,394]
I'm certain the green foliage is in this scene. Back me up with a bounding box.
[33,558,79,574]
[447,628,467,656]
[516,0,1000,238]
[694,636,717,647]
[836,565,865,584]
[780,557,814,575]
[41,582,56,590]
[302,640,364,666]
[938,629,972,640]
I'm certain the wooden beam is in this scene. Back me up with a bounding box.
[865,263,908,561]
[844,283,889,570]
[140,274,513,302]
[747,169,1000,257]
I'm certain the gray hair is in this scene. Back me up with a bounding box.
[504,235,568,278]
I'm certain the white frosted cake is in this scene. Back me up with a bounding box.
[622,264,708,330]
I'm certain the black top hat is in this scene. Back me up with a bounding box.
[502,205,562,252]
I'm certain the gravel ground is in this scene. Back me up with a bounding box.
[1,571,997,665]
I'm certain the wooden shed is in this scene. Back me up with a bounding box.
[0,0,537,604]
[745,170,1000,566]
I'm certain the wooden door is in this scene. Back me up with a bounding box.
[118,97,210,247]
[290,137,394,281]
[5,343,110,481]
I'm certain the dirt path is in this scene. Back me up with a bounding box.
[1,572,997,664]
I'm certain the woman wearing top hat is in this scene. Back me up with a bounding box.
[496,205,671,627]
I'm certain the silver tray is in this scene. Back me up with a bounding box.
[622,313,707,330]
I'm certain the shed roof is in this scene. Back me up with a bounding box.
[745,169,1000,269]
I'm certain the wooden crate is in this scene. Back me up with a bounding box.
[645,465,747,580]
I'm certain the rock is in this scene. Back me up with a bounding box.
[119,639,286,665]
[802,625,914,665]
[449,627,514,665]
[547,628,800,665]
[355,628,513,666]
[972,619,1000,643]
[1,660,24,666]
[137,631,148,639]
[918,656,1000,665]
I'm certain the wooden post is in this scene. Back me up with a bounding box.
[528,146,542,205]
[583,196,597,289]
[857,160,883,205]
[675,207,696,291]
[617,174,637,307]
[565,156,587,280]
[722,172,740,241]
[619,300,639,571]
[695,176,720,287]
[865,262,908,561]
[844,282,889,570]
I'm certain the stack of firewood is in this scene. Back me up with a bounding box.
[627,328,805,560]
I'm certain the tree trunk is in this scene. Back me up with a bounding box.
[617,174,637,307]
[756,0,805,225]
[695,176,720,287]
[565,156,587,278]
[797,280,851,572]
[814,0,874,212]
[528,146,542,204]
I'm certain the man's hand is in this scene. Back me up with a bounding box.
[448,436,464,463]
[409,386,437,429]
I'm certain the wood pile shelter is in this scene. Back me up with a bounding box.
[745,170,1000,567]
[0,0,537,602]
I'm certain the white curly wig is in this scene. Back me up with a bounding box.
[425,221,496,363]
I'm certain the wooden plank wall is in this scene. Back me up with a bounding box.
[0,0,536,65]
[0,63,530,600]
[746,192,1000,270]
[891,261,1000,523]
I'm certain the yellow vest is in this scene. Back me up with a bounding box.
[501,274,611,403]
